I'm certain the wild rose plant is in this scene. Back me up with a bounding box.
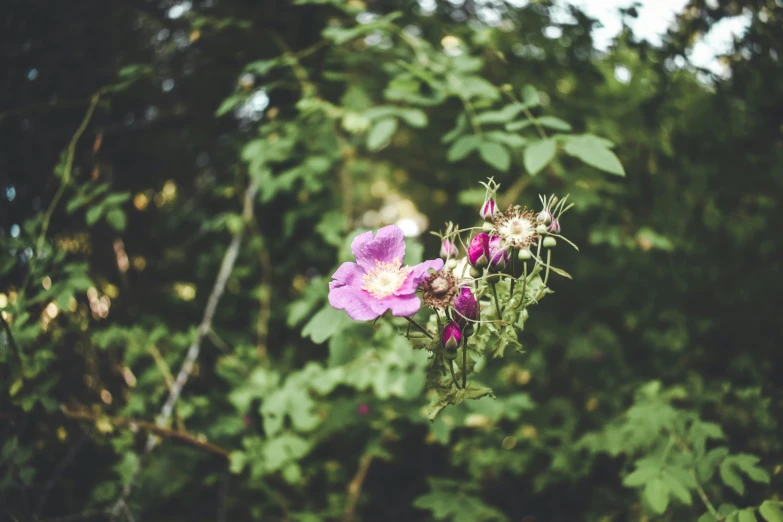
[328,178,576,418]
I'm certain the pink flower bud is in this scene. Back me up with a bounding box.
[480,198,497,220]
[440,239,457,259]
[488,236,510,272]
[441,321,462,350]
[454,287,478,325]
[468,232,490,268]
[547,218,560,234]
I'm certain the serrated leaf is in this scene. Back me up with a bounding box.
[447,135,480,162]
[739,509,759,522]
[523,139,556,175]
[563,135,625,176]
[623,464,658,487]
[474,105,524,125]
[478,142,510,172]
[720,459,745,495]
[535,116,572,131]
[662,470,692,505]
[760,501,783,522]
[301,305,348,344]
[398,108,428,128]
[521,84,540,107]
[366,118,398,150]
[644,477,670,514]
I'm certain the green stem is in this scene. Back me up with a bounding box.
[405,317,433,340]
[461,342,467,388]
[516,262,528,310]
[449,360,461,389]
[490,282,502,319]
[544,249,552,287]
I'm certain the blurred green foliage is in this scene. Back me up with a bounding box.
[1,0,782,521]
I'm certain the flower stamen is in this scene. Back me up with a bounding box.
[361,258,412,299]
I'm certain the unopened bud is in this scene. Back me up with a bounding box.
[440,239,457,259]
[441,321,462,350]
[518,248,532,261]
[536,224,548,235]
[536,210,552,225]
[547,219,560,234]
[482,221,495,231]
[543,236,557,248]
[446,258,458,270]
[469,266,482,278]
[480,198,497,220]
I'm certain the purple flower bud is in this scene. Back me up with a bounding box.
[547,218,560,234]
[454,287,478,325]
[468,232,490,269]
[441,321,462,350]
[440,239,457,259]
[480,198,497,220]
[488,236,510,272]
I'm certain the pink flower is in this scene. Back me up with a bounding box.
[454,287,478,325]
[488,236,510,272]
[440,239,457,259]
[441,321,462,349]
[468,232,490,268]
[480,198,497,220]
[328,225,443,321]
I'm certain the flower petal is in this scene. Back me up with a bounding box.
[376,294,421,317]
[331,262,366,287]
[328,284,383,321]
[351,225,406,271]
[394,258,444,295]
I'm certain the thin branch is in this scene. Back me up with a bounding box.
[109,179,258,518]
[20,93,101,300]
[343,454,375,522]
[61,407,230,459]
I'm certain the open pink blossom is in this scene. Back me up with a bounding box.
[328,225,443,321]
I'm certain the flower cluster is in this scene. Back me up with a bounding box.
[327,178,575,398]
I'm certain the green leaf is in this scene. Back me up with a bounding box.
[739,509,759,522]
[523,139,556,175]
[662,470,692,505]
[521,84,540,107]
[398,108,428,128]
[698,513,719,522]
[760,501,783,522]
[85,204,104,226]
[106,208,127,232]
[623,464,658,487]
[366,118,398,150]
[474,105,524,125]
[720,459,746,495]
[505,120,535,132]
[535,116,572,131]
[215,94,246,117]
[484,131,526,148]
[447,135,480,162]
[563,135,625,176]
[229,451,247,473]
[478,142,510,172]
[644,477,670,514]
[301,305,348,344]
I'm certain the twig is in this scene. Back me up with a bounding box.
[343,454,375,522]
[109,179,258,518]
[404,317,433,339]
[61,407,230,459]
[21,94,101,301]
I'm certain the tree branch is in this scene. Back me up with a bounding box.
[109,178,258,519]
[343,454,375,522]
[61,407,230,459]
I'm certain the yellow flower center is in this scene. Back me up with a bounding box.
[361,258,412,299]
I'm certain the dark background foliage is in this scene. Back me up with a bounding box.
[1,0,782,521]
